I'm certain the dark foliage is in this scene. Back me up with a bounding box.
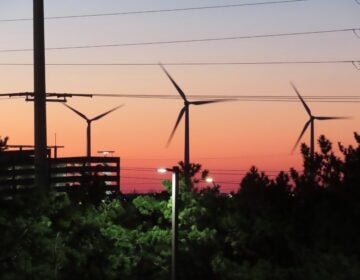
[1,133,360,279]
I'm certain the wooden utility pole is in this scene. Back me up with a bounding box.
[33,0,48,189]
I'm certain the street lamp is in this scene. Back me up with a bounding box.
[97,150,115,157]
[157,166,180,280]
[205,177,214,184]
[206,177,219,188]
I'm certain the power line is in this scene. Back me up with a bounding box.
[121,176,164,181]
[47,93,360,103]
[1,92,360,103]
[121,176,243,184]
[4,92,360,99]
[1,27,358,53]
[1,60,359,66]
[123,171,258,177]
[121,176,242,184]
[122,167,284,172]
[92,94,360,100]
[120,166,300,175]
[0,96,25,100]
[119,166,301,190]
[0,0,308,22]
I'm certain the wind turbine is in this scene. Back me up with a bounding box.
[160,64,232,177]
[291,82,348,159]
[63,104,123,157]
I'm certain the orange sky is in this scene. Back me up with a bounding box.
[0,0,359,192]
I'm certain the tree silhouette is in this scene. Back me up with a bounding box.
[0,136,8,152]
[1,132,360,279]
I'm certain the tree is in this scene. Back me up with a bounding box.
[1,133,360,279]
[0,136,8,152]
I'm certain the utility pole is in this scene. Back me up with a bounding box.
[33,0,49,190]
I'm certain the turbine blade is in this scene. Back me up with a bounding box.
[167,106,186,147]
[159,63,188,102]
[316,116,351,120]
[63,103,89,121]
[91,104,124,121]
[191,98,235,105]
[291,82,312,117]
[292,119,311,153]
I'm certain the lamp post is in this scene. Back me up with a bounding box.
[157,166,180,280]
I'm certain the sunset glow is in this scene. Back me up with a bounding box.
[1,0,359,192]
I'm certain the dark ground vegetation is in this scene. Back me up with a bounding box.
[1,133,360,279]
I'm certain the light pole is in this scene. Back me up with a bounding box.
[157,166,180,280]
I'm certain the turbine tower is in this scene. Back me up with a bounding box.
[63,104,123,157]
[291,82,348,159]
[160,64,231,178]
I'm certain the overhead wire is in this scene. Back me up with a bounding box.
[120,167,299,187]
[0,0,309,22]
[45,93,360,103]
[120,167,287,191]
[1,27,359,53]
[3,92,360,99]
[121,177,241,185]
[1,60,359,66]
[1,92,360,103]
[121,176,164,181]
[0,96,24,101]
[128,166,291,174]
[89,94,360,101]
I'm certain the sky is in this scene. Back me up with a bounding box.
[0,0,359,192]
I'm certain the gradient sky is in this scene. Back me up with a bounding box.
[0,0,359,192]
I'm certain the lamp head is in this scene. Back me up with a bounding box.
[157,168,170,174]
[205,177,214,183]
